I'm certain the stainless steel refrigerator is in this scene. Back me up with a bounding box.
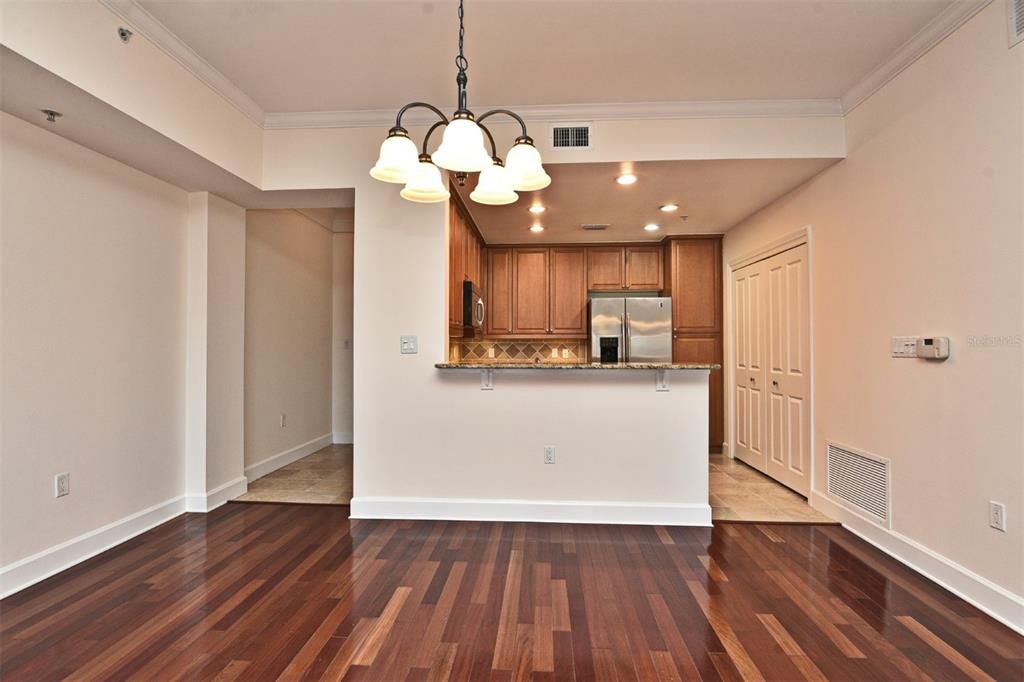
[589,296,672,363]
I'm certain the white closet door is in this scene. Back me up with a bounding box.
[763,244,810,496]
[731,243,810,496]
[731,262,766,472]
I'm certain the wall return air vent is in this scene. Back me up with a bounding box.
[551,123,592,150]
[1010,0,1024,47]
[826,441,891,528]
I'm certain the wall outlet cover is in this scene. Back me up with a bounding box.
[544,446,556,464]
[400,335,418,354]
[989,501,1007,532]
[55,472,70,498]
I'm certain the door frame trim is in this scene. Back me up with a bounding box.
[723,226,814,499]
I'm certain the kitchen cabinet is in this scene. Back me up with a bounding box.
[665,236,724,451]
[548,247,587,335]
[586,247,625,290]
[586,246,663,291]
[486,247,512,335]
[665,237,721,333]
[512,248,550,335]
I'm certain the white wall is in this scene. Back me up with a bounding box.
[0,113,188,570]
[332,231,354,443]
[723,1,1023,624]
[244,210,333,474]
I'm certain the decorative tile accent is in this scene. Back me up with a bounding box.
[450,339,586,364]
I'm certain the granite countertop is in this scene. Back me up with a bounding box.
[435,362,720,370]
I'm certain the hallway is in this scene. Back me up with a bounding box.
[234,444,352,505]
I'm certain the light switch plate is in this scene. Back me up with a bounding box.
[891,336,918,358]
[400,336,418,354]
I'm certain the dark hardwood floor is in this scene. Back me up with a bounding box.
[1,503,1021,681]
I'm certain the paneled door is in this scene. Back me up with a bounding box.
[763,244,810,495]
[731,243,810,496]
[732,263,765,471]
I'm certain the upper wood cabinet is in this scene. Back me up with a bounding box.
[665,237,722,333]
[512,248,550,335]
[625,246,663,290]
[485,247,512,335]
[586,246,663,291]
[549,247,587,335]
[586,248,625,290]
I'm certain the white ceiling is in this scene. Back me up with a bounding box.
[452,158,840,244]
[137,0,954,114]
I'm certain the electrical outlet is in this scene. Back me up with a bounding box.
[562,348,569,359]
[55,472,70,498]
[280,413,287,428]
[544,446,556,464]
[989,501,1007,532]
[487,346,495,358]
[551,348,559,359]
[400,335,418,354]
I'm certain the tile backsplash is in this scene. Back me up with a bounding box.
[451,339,586,364]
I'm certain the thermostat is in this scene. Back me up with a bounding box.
[915,336,950,360]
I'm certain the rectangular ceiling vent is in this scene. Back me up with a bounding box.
[551,123,592,150]
[827,441,891,528]
[581,223,609,231]
[1010,0,1024,47]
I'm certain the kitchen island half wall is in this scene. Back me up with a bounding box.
[350,365,713,526]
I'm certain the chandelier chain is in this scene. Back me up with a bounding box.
[455,0,468,73]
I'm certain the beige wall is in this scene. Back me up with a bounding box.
[332,232,354,442]
[244,210,333,469]
[0,112,188,565]
[723,1,1023,604]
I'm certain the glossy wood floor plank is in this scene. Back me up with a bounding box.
[1,503,1021,681]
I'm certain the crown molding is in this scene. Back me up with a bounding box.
[97,0,266,126]
[263,98,844,130]
[840,0,991,113]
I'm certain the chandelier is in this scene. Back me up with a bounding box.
[369,0,550,205]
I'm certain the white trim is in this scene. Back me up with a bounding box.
[350,496,712,527]
[264,99,844,131]
[244,432,333,481]
[728,226,810,270]
[810,492,1024,636]
[97,0,266,125]
[332,431,353,445]
[840,0,991,113]
[0,495,186,599]
[185,476,248,513]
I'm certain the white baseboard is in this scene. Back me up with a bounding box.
[810,492,1024,635]
[244,432,333,481]
[350,496,712,527]
[185,476,248,513]
[0,495,186,599]
[332,431,353,444]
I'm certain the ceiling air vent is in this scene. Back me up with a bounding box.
[551,123,592,150]
[1010,0,1024,47]
[827,442,891,528]
[581,223,609,231]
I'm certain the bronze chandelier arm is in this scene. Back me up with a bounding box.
[421,121,448,155]
[394,102,450,130]
[477,109,530,139]
[477,123,498,159]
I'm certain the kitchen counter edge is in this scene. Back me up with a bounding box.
[435,362,720,370]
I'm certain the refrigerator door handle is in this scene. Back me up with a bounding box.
[618,309,626,358]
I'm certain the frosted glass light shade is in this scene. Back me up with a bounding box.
[470,160,518,205]
[369,133,419,183]
[400,160,450,203]
[505,140,551,191]
[431,118,492,172]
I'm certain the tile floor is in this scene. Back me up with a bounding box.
[710,452,836,523]
[234,444,352,505]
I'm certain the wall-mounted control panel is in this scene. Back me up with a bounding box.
[400,335,418,354]
[891,336,950,360]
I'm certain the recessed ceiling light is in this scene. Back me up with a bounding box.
[530,224,545,233]
[643,223,660,232]
[529,205,546,214]
[659,203,679,212]
[616,173,637,185]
